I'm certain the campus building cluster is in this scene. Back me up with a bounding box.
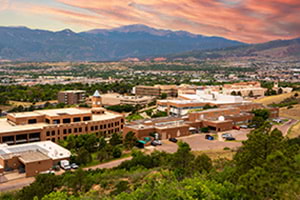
[0,91,124,146]
[124,102,279,140]
[57,90,86,105]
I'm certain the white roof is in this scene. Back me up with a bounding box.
[93,90,101,97]
[0,141,71,160]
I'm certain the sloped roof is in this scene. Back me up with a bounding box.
[93,90,101,97]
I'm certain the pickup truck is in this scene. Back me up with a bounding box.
[60,160,71,170]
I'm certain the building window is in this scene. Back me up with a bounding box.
[28,119,37,124]
[100,125,103,129]
[63,118,71,124]
[53,119,60,124]
[46,131,50,137]
[45,119,50,124]
[58,130,60,135]
[104,124,107,129]
[51,131,55,136]
[83,116,91,121]
[79,127,82,132]
[52,138,55,142]
[85,127,88,132]
[95,126,98,130]
[63,129,67,134]
[73,117,81,122]
[91,126,94,131]
[74,128,78,133]
[68,129,72,134]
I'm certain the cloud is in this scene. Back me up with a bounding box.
[10,0,300,43]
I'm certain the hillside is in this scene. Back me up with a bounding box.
[169,37,300,60]
[0,25,243,61]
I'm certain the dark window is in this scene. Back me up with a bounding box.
[28,119,37,124]
[73,117,81,122]
[52,138,56,142]
[83,116,91,121]
[121,119,124,123]
[51,131,55,136]
[68,129,72,134]
[100,125,103,129]
[45,119,50,124]
[104,124,107,129]
[63,118,71,124]
[63,129,67,134]
[58,130,60,135]
[74,128,78,133]
[91,126,94,131]
[53,119,60,124]
[85,127,88,131]
[63,136,67,140]
[46,131,50,137]
[79,127,82,132]
[95,126,98,130]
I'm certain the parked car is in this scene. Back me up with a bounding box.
[205,134,214,140]
[60,160,71,170]
[169,138,178,143]
[240,125,248,129]
[71,163,79,169]
[225,137,236,141]
[221,133,232,138]
[151,140,162,146]
[272,118,282,123]
[232,126,240,130]
[249,124,257,128]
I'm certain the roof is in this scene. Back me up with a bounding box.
[93,90,101,97]
[35,108,91,117]
[0,141,71,160]
[19,151,50,163]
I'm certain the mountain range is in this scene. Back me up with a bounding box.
[0,25,244,61]
[168,37,300,61]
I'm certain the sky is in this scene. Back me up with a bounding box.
[0,0,300,43]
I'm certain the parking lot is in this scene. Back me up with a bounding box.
[151,128,251,153]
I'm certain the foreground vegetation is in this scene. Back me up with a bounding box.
[1,122,299,200]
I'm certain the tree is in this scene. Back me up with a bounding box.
[193,153,212,173]
[124,131,137,149]
[278,88,283,94]
[248,90,254,97]
[231,91,237,96]
[76,147,92,165]
[110,133,122,146]
[171,142,195,179]
[250,116,265,128]
[252,109,270,120]
[160,93,167,99]
[112,146,122,158]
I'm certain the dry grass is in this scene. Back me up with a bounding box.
[280,104,300,120]
[287,121,300,138]
[193,149,236,160]
[9,101,32,107]
[253,92,297,106]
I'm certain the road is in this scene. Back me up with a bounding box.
[272,119,298,136]
[0,156,132,193]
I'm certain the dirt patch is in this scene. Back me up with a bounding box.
[254,92,297,106]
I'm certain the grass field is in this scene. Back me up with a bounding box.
[280,104,300,120]
[253,92,298,106]
[193,149,236,160]
[287,121,300,138]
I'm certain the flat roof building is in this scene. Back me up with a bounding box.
[0,141,70,177]
[0,92,124,145]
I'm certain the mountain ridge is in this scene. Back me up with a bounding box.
[0,24,244,61]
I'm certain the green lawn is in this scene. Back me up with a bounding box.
[83,152,131,168]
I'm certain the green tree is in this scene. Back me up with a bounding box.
[112,146,122,158]
[252,109,270,120]
[193,153,212,173]
[76,147,92,165]
[110,133,122,146]
[123,131,137,149]
[160,93,167,99]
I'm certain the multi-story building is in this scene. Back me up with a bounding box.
[58,90,86,105]
[0,141,70,177]
[134,85,178,97]
[124,103,279,140]
[222,82,267,97]
[0,91,124,145]
[120,96,154,106]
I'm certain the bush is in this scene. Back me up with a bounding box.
[200,127,209,133]
[112,147,122,158]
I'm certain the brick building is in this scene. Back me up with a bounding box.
[0,91,124,145]
[58,90,86,105]
[0,141,70,177]
[134,85,178,97]
[123,103,279,139]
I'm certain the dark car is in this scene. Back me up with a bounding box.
[225,137,236,141]
[205,134,214,140]
[169,138,178,143]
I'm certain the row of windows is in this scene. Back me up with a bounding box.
[46,122,122,137]
[45,116,91,125]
